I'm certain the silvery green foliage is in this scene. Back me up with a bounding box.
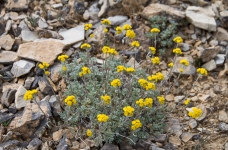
[60,52,166,146]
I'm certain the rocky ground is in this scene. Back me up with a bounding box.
[1,0,228,149]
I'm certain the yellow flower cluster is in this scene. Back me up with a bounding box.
[131,119,142,130]
[151,57,160,65]
[126,30,136,39]
[90,34,94,38]
[79,66,91,77]
[179,68,184,73]
[62,66,67,71]
[138,79,156,90]
[64,95,77,106]
[87,129,92,137]
[101,19,111,25]
[149,47,156,54]
[173,36,183,43]
[117,65,126,73]
[104,28,108,33]
[101,95,111,104]
[157,96,165,104]
[180,59,189,66]
[173,48,182,55]
[111,79,121,87]
[168,62,174,67]
[136,98,153,108]
[116,26,122,34]
[84,23,92,31]
[102,46,118,55]
[80,43,91,50]
[58,54,69,62]
[131,41,140,48]
[123,106,135,117]
[147,72,164,82]
[38,62,50,75]
[122,24,132,30]
[125,67,135,73]
[188,107,202,118]
[184,99,190,105]
[197,68,208,76]
[24,89,38,100]
[97,114,109,122]
[150,28,160,33]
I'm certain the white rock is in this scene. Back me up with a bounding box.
[11,60,35,77]
[174,96,185,103]
[98,0,109,17]
[9,12,18,20]
[0,34,15,50]
[15,85,30,109]
[88,2,99,20]
[83,10,90,20]
[22,30,39,42]
[197,93,210,101]
[180,132,193,142]
[38,18,48,29]
[202,60,216,71]
[186,6,216,31]
[214,54,225,66]
[107,15,128,26]
[189,119,197,128]
[51,3,63,9]
[59,25,84,46]
[219,110,228,123]
[0,50,18,64]
[213,27,228,41]
[181,43,190,51]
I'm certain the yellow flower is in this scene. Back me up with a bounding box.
[173,36,183,43]
[58,54,69,62]
[111,79,121,87]
[157,96,165,105]
[90,34,94,38]
[24,89,38,100]
[45,71,50,75]
[108,48,118,55]
[62,66,67,71]
[117,65,126,73]
[116,26,122,34]
[64,95,77,106]
[145,82,156,90]
[131,119,142,130]
[104,28,108,33]
[79,66,91,77]
[147,72,164,82]
[136,98,144,107]
[184,99,190,105]
[122,24,132,30]
[144,98,153,107]
[39,62,50,70]
[126,30,136,39]
[87,129,92,137]
[80,43,91,50]
[101,19,111,25]
[97,114,109,122]
[149,47,156,54]
[131,41,140,48]
[123,106,135,117]
[150,28,160,33]
[151,57,160,65]
[84,23,93,31]
[180,59,189,66]
[173,48,182,55]
[168,62,174,67]
[102,46,110,54]
[197,68,208,76]
[125,67,135,73]
[138,79,148,87]
[179,68,184,73]
[188,107,202,118]
[101,95,111,104]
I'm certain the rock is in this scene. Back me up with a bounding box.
[214,54,225,66]
[27,138,42,150]
[17,39,65,64]
[92,25,106,45]
[214,27,228,41]
[165,94,174,101]
[169,136,181,146]
[154,134,167,142]
[213,85,220,94]
[179,0,209,6]
[199,46,220,62]
[38,77,53,95]
[140,3,185,19]
[74,1,85,15]
[0,34,15,50]
[197,94,210,102]
[83,10,90,20]
[59,25,84,46]
[6,0,28,11]
[24,77,35,89]
[219,110,228,123]
[201,60,216,71]
[21,30,39,42]
[196,104,207,121]
[0,140,19,149]
[180,132,193,142]
[100,143,119,150]
[166,118,182,136]
[172,56,196,75]
[88,2,99,20]
[174,96,185,103]
[79,138,95,148]
[0,23,5,36]
[186,6,216,31]
[9,12,18,20]
[0,50,18,64]
[189,119,197,128]
[56,136,68,150]
[218,122,228,131]
[98,0,109,17]
[11,60,35,77]
[53,129,64,142]
[150,145,164,150]
[2,83,20,92]
[2,131,13,142]
[107,15,128,26]
[47,10,58,20]
[50,63,62,83]
[119,139,133,150]
[0,112,14,124]
[49,95,62,116]
[181,43,190,51]
[38,18,48,29]
[1,88,16,107]
[15,85,30,109]
[126,57,141,69]
[52,3,63,9]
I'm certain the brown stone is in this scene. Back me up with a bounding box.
[6,0,28,11]
[0,35,15,50]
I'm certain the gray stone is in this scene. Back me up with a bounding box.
[2,131,13,142]
[150,146,165,150]
[11,60,35,77]
[186,6,216,31]
[0,50,18,64]
[218,122,228,131]
[38,77,53,95]
[49,95,62,117]
[167,118,182,136]
[199,46,220,62]
[202,60,216,71]
[214,54,225,66]
[154,134,167,142]
[15,85,30,110]
[180,132,193,142]
[59,25,84,46]
[98,0,109,17]
[51,3,63,9]
[50,63,62,83]
[22,30,39,42]
[6,0,28,11]
[209,40,218,47]
[169,136,181,146]
[0,113,14,124]
[88,2,99,20]
[56,136,68,150]
[0,140,19,149]
[172,56,196,75]
[27,138,42,150]
[107,15,128,26]
[174,96,185,103]
[219,110,228,123]
[189,119,197,129]
[225,142,228,150]
[24,77,35,89]
[100,143,119,150]
[213,27,228,41]
[1,88,16,107]
[38,18,48,29]
[181,43,190,51]
[0,34,15,50]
